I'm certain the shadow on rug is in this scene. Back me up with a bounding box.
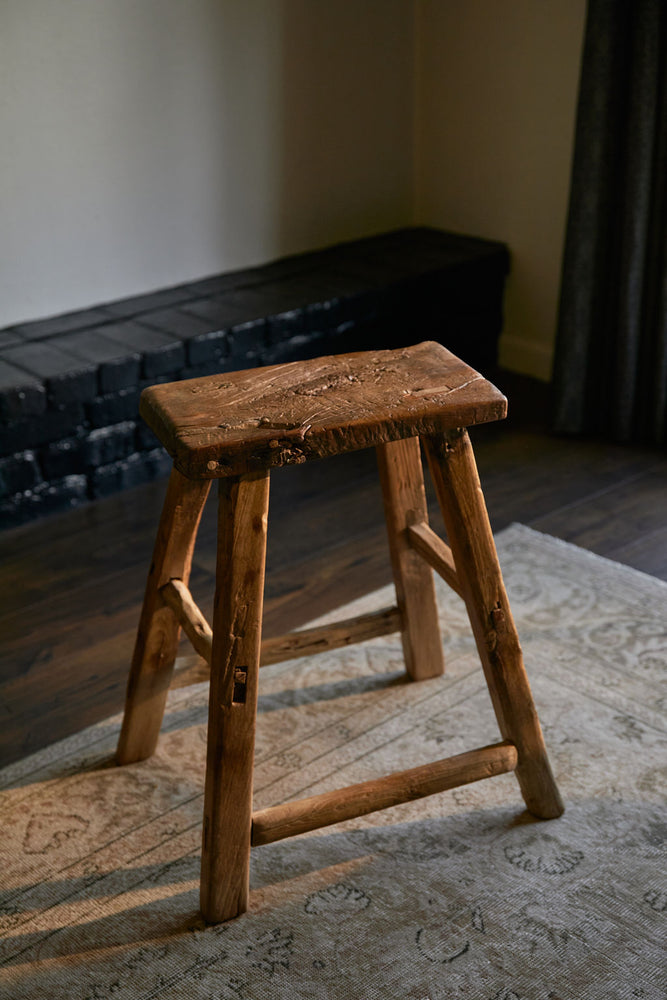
[1,525,665,1000]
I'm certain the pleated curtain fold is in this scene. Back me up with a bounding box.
[552,0,667,444]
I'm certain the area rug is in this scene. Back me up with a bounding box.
[0,524,665,1000]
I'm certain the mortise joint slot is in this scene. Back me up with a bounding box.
[232,668,248,704]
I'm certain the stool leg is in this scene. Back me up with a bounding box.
[116,469,211,765]
[377,437,445,681]
[200,470,270,922]
[423,429,564,819]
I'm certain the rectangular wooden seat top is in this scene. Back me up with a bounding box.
[140,341,507,479]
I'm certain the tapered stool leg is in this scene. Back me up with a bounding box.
[377,437,445,681]
[117,469,211,765]
[423,429,564,819]
[200,470,270,922]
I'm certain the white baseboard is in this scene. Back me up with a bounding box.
[498,334,553,381]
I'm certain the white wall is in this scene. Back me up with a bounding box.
[0,0,415,327]
[415,0,586,379]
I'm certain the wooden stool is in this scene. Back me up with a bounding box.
[116,341,563,922]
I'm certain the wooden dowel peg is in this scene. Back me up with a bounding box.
[160,578,213,662]
[251,741,518,846]
[116,470,211,765]
[167,605,403,688]
[260,606,402,666]
[407,522,463,597]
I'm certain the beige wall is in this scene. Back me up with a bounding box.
[0,0,414,327]
[1,1,586,380]
[415,0,586,379]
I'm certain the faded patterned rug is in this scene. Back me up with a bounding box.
[0,524,665,1000]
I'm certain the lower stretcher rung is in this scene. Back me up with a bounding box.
[251,740,518,846]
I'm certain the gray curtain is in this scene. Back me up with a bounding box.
[552,0,667,444]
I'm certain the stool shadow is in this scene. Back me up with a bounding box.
[9,794,658,972]
[257,668,407,714]
[2,667,406,792]
[0,807,527,967]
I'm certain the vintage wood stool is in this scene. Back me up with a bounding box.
[116,340,563,922]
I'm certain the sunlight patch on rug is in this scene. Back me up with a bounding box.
[0,524,665,1000]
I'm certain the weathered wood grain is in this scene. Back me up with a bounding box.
[259,606,402,665]
[166,604,402,681]
[2,376,665,770]
[376,437,445,681]
[160,578,213,662]
[140,342,507,479]
[423,429,564,820]
[407,521,463,597]
[251,741,518,845]
[115,469,211,764]
[200,470,270,923]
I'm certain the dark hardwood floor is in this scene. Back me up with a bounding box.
[2,370,666,769]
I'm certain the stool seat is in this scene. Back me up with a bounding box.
[140,341,507,479]
[116,341,563,923]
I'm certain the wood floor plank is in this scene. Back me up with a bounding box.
[529,461,667,579]
[0,528,395,763]
[607,528,667,580]
[0,483,165,614]
[468,428,663,531]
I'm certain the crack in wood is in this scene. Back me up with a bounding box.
[140,343,507,479]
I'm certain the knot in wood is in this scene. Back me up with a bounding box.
[491,605,506,632]
[485,605,506,651]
